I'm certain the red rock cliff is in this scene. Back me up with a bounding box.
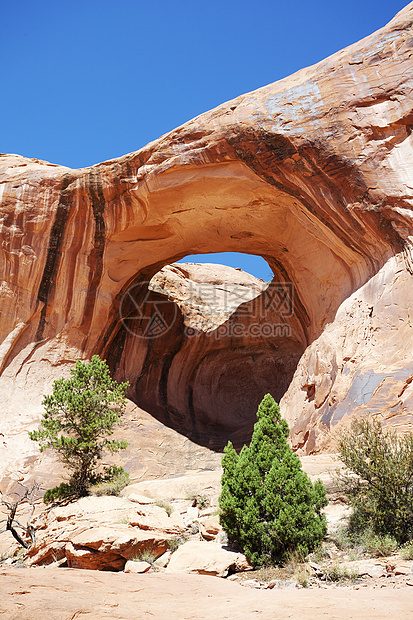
[1,4,413,480]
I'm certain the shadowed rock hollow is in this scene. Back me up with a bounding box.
[107,263,305,449]
[1,4,413,481]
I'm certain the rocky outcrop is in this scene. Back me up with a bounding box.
[1,3,413,479]
[26,495,171,570]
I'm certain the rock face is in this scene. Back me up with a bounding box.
[1,3,413,481]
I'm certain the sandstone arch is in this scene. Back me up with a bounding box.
[1,4,413,478]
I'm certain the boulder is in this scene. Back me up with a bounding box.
[165,541,252,577]
[153,551,172,568]
[124,560,152,573]
[199,515,221,540]
[26,495,170,569]
[128,504,186,535]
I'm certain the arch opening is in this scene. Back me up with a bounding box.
[106,254,307,449]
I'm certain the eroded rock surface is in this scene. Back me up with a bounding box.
[1,3,413,481]
[165,540,252,577]
[2,568,413,620]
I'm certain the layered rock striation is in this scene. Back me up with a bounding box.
[1,3,413,480]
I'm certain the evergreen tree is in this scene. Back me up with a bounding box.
[219,394,327,566]
[29,356,129,499]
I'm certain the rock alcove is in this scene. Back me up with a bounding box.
[106,255,307,450]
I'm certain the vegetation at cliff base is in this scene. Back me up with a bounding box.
[219,394,327,567]
[335,417,413,544]
[29,355,129,502]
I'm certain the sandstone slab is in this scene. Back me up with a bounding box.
[127,503,186,535]
[1,566,413,620]
[199,515,221,540]
[165,540,252,577]
[124,559,151,573]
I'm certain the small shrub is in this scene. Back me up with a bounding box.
[360,531,398,557]
[400,541,413,560]
[329,524,359,551]
[324,564,360,583]
[348,549,362,562]
[284,548,307,568]
[43,482,75,504]
[308,545,330,563]
[88,467,130,496]
[44,466,130,503]
[167,537,181,552]
[294,566,309,588]
[335,417,413,543]
[133,550,156,565]
[155,500,173,517]
[186,493,209,509]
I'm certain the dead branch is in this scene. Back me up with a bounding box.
[0,483,40,549]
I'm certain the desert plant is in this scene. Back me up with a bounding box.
[167,536,181,552]
[0,483,39,549]
[43,482,76,505]
[219,394,328,567]
[335,417,413,543]
[294,566,310,587]
[186,493,209,509]
[29,356,129,499]
[155,500,173,516]
[133,550,157,565]
[329,524,360,551]
[88,466,130,497]
[400,541,413,560]
[360,531,398,557]
[324,563,360,583]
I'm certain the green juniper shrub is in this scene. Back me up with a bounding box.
[336,417,413,544]
[29,356,129,500]
[219,394,328,567]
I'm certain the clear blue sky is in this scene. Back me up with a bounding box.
[1,0,407,279]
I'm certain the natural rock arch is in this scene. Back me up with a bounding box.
[1,3,413,475]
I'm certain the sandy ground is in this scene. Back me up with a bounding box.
[1,566,413,620]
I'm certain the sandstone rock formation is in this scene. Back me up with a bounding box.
[165,540,252,577]
[2,567,413,620]
[1,3,413,483]
[26,495,171,570]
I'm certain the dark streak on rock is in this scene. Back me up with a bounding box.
[79,171,106,337]
[227,127,405,260]
[35,173,75,342]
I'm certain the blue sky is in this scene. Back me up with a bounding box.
[1,0,407,279]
